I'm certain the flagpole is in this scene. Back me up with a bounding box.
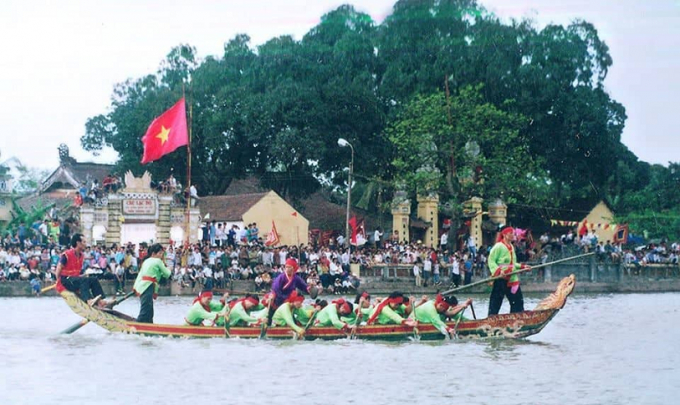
[185,85,192,248]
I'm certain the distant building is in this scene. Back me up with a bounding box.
[17,144,114,218]
[579,201,617,243]
[199,191,309,245]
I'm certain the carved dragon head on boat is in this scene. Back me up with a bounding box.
[533,274,576,311]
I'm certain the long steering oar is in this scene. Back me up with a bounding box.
[441,252,595,296]
[41,283,56,294]
[60,291,134,334]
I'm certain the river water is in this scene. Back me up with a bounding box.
[1,292,678,405]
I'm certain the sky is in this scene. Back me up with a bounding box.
[0,0,678,171]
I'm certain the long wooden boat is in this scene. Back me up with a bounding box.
[60,274,576,341]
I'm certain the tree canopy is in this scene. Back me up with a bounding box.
[80,0,676,236]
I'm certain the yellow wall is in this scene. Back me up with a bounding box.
[242,191,309,246]
[416,195,439,248]
[580,201,617,243]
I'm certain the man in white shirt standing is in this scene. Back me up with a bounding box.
[374,228,383,249]
[467,234,477,261]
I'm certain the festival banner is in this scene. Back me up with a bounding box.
[265,221,280,247]
[549,219,580,227]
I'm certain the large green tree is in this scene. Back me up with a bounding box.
[79,0,678,236]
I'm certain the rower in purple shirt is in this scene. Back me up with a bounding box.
[271,258,310,308]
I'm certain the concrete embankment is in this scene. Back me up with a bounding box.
[3,260,678,297]
[4,275,680,297]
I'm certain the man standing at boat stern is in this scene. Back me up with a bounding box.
[56,233,110,305]
[487,226,530,315]
[133,244,171,323]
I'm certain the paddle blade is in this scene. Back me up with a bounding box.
[309,286,319,300]
[61,319,89,334]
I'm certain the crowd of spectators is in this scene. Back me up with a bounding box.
[75,172,198,207]
[537,229,679,266]
[2,217,679,294]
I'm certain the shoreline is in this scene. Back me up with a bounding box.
[3,277,680,297]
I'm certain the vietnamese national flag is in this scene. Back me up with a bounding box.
[141,98,189,164]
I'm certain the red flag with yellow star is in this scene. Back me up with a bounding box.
[141,98,188,164]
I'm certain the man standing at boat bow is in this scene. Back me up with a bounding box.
[487,226,530,315]
[133,243,172,323]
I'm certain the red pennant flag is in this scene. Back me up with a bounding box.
[291,212,298,217]
[141,98,189,164]
[265,221,280,247]
[579,220,588,237]
[348,216,358,244]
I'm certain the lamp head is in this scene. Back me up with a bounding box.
[337,138,349,147]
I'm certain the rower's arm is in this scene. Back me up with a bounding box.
[229,304,261,326]
[55,254,67,278]
[381,306,405,325]
[275,305,304,334]
[187,303,219,325]
[158,260,172,279]
[327,307,347,330]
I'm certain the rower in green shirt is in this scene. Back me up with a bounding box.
[272,291,306,336]
[366,292,417,327]
[414,294,472,337]
[227,294,265,327]
[315,299,355,332]
[294,300,326,326]
[185,290,227,326]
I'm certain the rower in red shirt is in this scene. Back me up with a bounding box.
[56,233,111,307]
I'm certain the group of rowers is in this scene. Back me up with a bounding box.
[184,257,473,338]
[57,224,528,339]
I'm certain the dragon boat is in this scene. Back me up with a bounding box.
[59,274,575,341]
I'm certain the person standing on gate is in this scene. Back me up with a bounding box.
[487,226,531,315]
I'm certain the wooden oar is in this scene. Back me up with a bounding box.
[260,296,274,339]
[40,283,56,293]
[441,252,595,296]
[222,306,232,338]
[60,291,134,335]
[349,308,363,340]
[214,289,258,295]
[303,308,319,331]
[469,302,477,320]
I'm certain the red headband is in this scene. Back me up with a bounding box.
[193,291,214,311]
[367,295,404,325]
[285,258,299,271]
[390,296,405,305]
[230,295,260,310]
[497,227,514,242]
[287,291,304,304]
[333,299,351,314]
[434,294,450,310]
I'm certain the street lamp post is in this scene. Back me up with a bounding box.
[338,138,354,248]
